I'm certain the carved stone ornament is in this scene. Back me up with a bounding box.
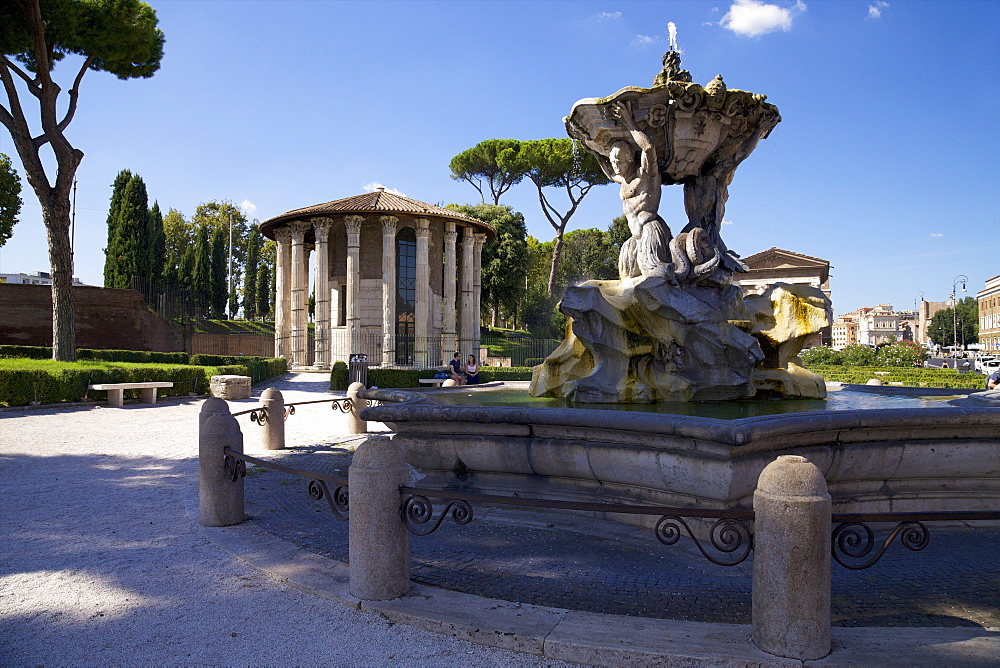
[532,49,824,404]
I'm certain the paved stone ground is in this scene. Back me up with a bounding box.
[244,440,1000,629]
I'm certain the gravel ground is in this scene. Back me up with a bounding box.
[0,374,561,666]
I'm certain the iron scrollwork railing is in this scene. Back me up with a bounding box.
[222,448,350,520]
[830,511,997,570]
[232,397,357,427]
[397,486,754,566]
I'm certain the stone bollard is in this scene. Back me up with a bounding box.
[348,434,409,600]
[261,387,285,450]
[199,398,246,527]
[346,381,368,435]
[752,454,831,660]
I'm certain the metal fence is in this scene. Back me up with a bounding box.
[129,276,210,321]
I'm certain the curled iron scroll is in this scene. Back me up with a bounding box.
[223,453,246,483]
[655,515,753,566]
[401,494,473,536]
[832,521,929,570]
[307,479,349,521]
[250,407,268,425]
[284,405,295,420]
[331,398,353,414]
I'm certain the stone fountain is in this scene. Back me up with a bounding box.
[530,49,830,403]
[361,45,999,526]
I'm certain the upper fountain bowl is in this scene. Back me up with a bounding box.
[564,51,781,185]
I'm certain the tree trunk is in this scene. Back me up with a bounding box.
[42,196,76,361]
[547,233,566,297]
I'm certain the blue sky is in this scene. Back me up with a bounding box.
[2,0,998,316]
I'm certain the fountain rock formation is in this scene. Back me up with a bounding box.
[530,49,830,403]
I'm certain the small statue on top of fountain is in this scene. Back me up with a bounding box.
[654,23,691,86]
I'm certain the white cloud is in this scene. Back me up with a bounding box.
[240,199,257,214]
[720,0,806,38]
[593,11,621,21]
[930,232,944,237]
[631,34,661,47]
[868,1,888,19]
[363,181,406,197]
[722,218,734,226]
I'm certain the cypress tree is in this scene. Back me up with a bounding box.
[192,224,212,315]
[108,175,149,288]
[243,227,261,321]
[147,201,165,282]
[103,169,132,287]
[178,245,195,290]
[210,225,227,318]
[255,263,271,322]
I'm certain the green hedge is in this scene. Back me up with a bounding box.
[0,359,246,407]
[0,345,52,359]
[810,365,986,390]
[329,361,349,391]
[0,345,187,365]
[187,355,287,385]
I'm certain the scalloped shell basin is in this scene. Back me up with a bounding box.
[362,383,1000,516]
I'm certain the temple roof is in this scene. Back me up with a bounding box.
[740,247,830,284]
[259,188,495,241]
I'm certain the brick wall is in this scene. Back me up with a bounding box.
[0,284,185,352]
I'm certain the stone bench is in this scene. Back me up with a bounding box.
[89,382,174,407]
[210,375,252,400]
[418,378,446,386]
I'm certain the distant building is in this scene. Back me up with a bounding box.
[836,304,913,347]
[978,274,1000,352]
[915,299,950,346]
[735,247,832,347]
[0,271,85,286]
[831,317,858,348]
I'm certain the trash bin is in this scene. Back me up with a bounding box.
[349,353,368,387]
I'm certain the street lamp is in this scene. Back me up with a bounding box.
[951,275,968,354]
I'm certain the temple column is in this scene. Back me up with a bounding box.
[380,216,398,366]
[312,217,333,369]
[442,221,458,359]
[473,233,486,359]
[289,222,308,367]
[273,227,292,360]
[344,215,363,357]
[459,226,475,357]
[415,218,430,366]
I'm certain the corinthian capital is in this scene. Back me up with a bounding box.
[380,215,398,236]
[311,216,334,236]
[343,215,364,236]
[474,233,487,250]
[416,217,430,240]
[273,226,292,245]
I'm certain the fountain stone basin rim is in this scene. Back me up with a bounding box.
[361,386,1000,520]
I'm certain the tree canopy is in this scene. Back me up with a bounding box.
[0,0,164,360]
[0,152,22,247]
[928,297,978,347]
[499,138,611,296]
[448,203,528,327]
[449,139,525,205]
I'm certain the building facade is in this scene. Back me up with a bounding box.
[0,271,85,286]
[915,299,950,346]
[735,247,832,347]
[978,274,1000,352]
[260,189,494,369]
[835,304,913,347]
